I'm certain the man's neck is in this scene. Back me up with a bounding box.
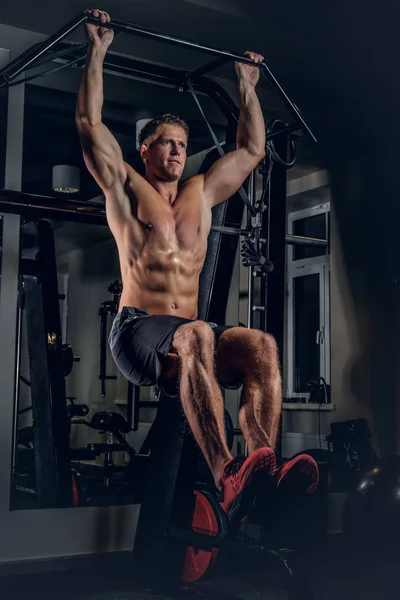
[145,172,179,205]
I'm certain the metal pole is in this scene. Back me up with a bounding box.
[99,311,107,397]
[0,191,328,249]
[211,225,327,247]
[285,233,328,248]
[0,191,328,248]
[11,299,23,489]
[87,15,272,66]
[260,63,316,143]
[247,172,255,330]
[211,225,247,236]
[0,190,107,225]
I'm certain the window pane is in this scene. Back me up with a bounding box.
[293,213,329,260]
[294,273,320,392]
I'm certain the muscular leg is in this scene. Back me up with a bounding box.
[171,321,232,489]
[215,328,282,454]
[215,330,318,493]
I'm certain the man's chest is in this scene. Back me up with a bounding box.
[129,184,211,250]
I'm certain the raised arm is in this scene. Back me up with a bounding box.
[76,9,130,227]
[203,52,266,208]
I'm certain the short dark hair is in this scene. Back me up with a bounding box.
[138,114,189,147]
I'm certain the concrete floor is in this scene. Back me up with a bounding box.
[1,539,399,600]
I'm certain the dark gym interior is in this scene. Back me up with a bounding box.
[0,1,399,599]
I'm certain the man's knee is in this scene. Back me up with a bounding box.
[172,321,215,356]
[218,329,279,381]
[219,328,277,361]
[259,332,278,362]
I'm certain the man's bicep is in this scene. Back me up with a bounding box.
[203,148,261,208]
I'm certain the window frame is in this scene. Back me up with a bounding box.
[285,203,331,401]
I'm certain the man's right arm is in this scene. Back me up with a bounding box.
[76,9,130,226]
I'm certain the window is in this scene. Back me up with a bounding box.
[285,203,330,401]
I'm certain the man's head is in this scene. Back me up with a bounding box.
[138,114,189,182]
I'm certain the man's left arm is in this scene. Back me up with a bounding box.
[203,52,266,208]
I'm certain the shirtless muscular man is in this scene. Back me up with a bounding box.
[76,9,318,514]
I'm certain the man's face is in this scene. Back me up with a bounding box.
[140,124,188,181]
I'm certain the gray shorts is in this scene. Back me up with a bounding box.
[108,306,233,389]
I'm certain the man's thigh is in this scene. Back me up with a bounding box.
[214,326,245,386]
[110,308,193,386]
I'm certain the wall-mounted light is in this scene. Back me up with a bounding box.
[52,165,80,194]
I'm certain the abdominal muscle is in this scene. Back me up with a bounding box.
[117,241,206,319]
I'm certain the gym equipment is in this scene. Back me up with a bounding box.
[12,220,73,509]
[61,343,80,377]
[182,490,229,582]
[132,389,319,600]
[0,13,316,145]
[70,411,142,506]
[13,395,90,509]
[307,377,330,404]
[328,419,376,491]
[343,456,400,551]
[99,280,122,397]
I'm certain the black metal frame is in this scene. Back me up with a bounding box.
[0,189,327,247]
[0,12,316,143]
[15,220,73,508]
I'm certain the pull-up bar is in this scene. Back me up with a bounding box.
[0,12,316,143]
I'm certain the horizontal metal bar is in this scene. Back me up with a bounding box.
[31,44,86,70]
[87,15,266,67]
[285,233,327,248]
[211,224,248,236]
[195,224,328,247]
[0,191,327,248]
[0,189,107,226]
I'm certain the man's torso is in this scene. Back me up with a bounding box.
[107,165,212,318]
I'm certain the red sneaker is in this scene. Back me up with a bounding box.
[276,454,319,494]
[220,447,276,514]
